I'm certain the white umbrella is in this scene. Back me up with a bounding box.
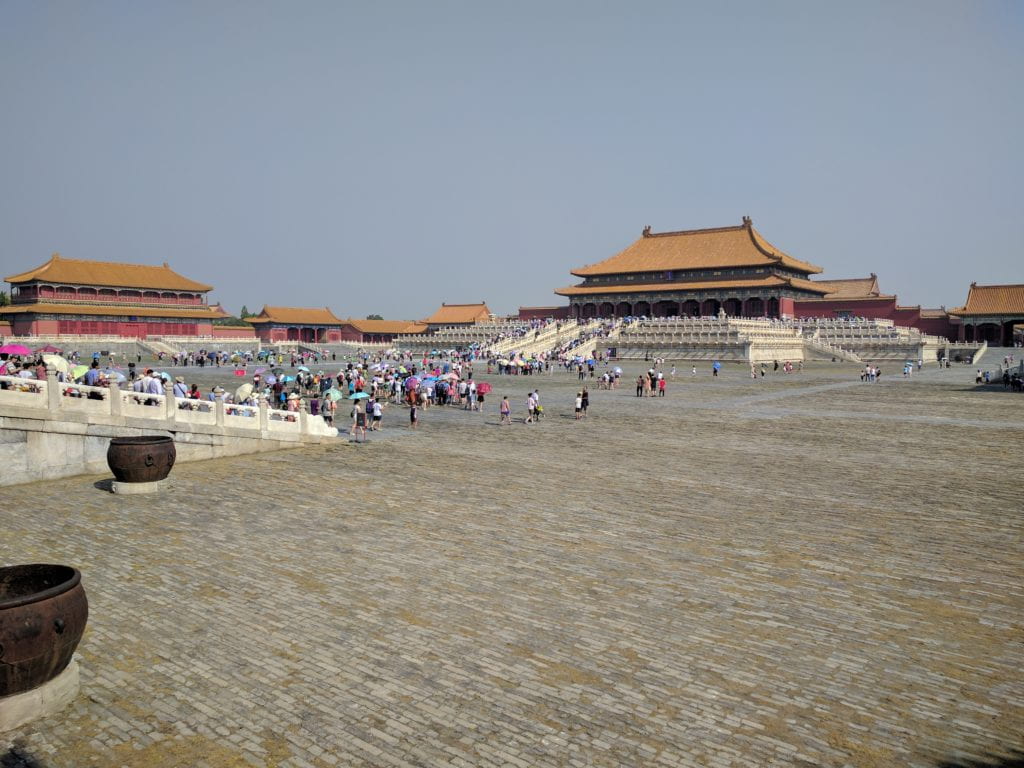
[42,354,69,374]
[235,383,254,401]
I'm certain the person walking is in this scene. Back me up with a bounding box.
[322,395,336,427]
[581,386,589,416]
[574,391,583,420]
[500,396,512,425]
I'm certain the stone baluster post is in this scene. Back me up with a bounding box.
[215,397,225,427]
[163,381,176,424]
[258,394,269,434]
[298,399,308,435]
[45,366,61,413]
[109,381,122,417]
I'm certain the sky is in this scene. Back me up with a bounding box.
[1,1,1021,319]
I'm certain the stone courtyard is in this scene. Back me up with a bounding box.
[2,362,1022,767]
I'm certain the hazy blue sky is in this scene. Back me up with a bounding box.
[1,1,1021,318]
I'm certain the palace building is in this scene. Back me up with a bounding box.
[556,217,828,319]
[950,283,1024,345]
[338,318,427,344]
[1,253,227,337]
[421,302,491,330]
[245,306,345,344]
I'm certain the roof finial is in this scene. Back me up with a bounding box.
[642,225,652,237]
[163,261,169,268]
[51,252,61,260]
[742,216,752,227]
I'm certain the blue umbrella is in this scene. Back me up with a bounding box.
[349,392,369,400]
[712,361,721,371]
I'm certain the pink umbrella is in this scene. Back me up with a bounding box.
[0,344,32,356]
[405,376,420,390]
[476,382,492,394]
[35,344,63,354]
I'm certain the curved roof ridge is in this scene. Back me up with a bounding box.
[5,254,212,291]
[643,224,746,238]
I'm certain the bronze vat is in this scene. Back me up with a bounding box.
[0,564,88,697]
[106,435,176,483]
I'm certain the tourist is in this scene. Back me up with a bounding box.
[172,376,188,401]
[409,400,419,429]
[371,398,383,430]
[322,395,336,427]
[581,387,589,416]
[500,396,512,425]
[635,375,644,397]
[574,391,582,420]
[658,378,666,397]
[351,399,367,441]
[691,365,697,376]
[526,391,536,423]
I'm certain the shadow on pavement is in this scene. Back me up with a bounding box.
[937,750,1024,768]
[0,747,45,768]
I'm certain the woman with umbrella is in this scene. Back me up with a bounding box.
[349,392,368,442]
[476,380,491,412]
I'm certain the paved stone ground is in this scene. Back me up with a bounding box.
[2,362,1022,768]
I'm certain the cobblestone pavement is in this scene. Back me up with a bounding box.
[2,363,1022,767]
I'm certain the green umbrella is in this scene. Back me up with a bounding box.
[325,388,345,401]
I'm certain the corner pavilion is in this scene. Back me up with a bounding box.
[421,302,491,330]
[556,217,828,319]
[246,306,345,344]
[1,253,227,337]
[950,283,1024,345]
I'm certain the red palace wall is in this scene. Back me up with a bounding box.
[7,317,225,338]
[255,326,341,343]
[212,325,256,339]
[518,306,571,321]
[793,297,956,340]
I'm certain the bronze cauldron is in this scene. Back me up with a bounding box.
[0,564,88,697]
[107,435,176,483]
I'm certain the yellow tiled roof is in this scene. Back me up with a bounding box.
[5,254,212,291]
[342,318,428,334]
[0,303,228,319]
[556,275,830,297]
[422,303,491,324]
[812,275,884,299]
[247,306,344,325]
[570,219,822,277]
[950,283,1024,316]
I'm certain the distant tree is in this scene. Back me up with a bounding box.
[239,305,252,318]
[213,315,244,326]
[366,313,383,320]
[0,291,8,307]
